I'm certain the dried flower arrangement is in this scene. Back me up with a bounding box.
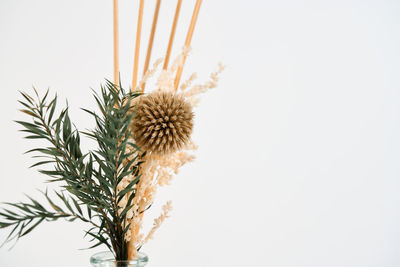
[0,0,223,264]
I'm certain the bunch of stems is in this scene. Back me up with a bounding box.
[112,0,203,260]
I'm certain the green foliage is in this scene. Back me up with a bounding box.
[0,81,142,260]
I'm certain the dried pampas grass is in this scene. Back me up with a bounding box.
[120,50,223,258]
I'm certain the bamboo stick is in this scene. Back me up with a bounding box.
[142,0,162,91]
[128,0,145,260]
[113,0,119,87]
[132,0,145,92]
[174,0,202,91]
[163,0,182,70]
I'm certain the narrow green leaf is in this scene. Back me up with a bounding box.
[20,217,45,237]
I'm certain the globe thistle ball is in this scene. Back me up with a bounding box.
[132,91,194,155]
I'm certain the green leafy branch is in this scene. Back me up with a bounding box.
[0,81,143,260]
[0,190,98,248]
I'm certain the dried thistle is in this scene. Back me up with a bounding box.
[131,91,194,155]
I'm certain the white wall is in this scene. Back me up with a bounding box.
[1,0,400,266]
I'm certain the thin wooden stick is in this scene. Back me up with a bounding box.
[142,0,162,91]
[132,0,145,92]
[163,0,182,70]
[174,0,202,91]
[128,1,145,261]
[113,0,119,87]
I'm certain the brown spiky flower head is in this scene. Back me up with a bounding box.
[131,91,194,155]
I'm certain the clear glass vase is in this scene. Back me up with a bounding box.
[90,251,148,267]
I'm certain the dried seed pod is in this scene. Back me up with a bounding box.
[131,91,193,155]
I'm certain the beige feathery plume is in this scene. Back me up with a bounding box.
[131,91,194,155]
[140,201,172,246]
[119,51,222,255]
[183,62,225,99]
[180,72,197,91]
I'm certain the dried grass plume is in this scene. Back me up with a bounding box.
[131,91,194,155]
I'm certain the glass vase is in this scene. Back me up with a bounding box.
[90,251,148,267]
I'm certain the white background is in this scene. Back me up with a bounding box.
[1,0,400,266]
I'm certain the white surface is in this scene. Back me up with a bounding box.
[1,0,400,266]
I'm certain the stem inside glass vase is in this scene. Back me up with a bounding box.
[90,251,148,267]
